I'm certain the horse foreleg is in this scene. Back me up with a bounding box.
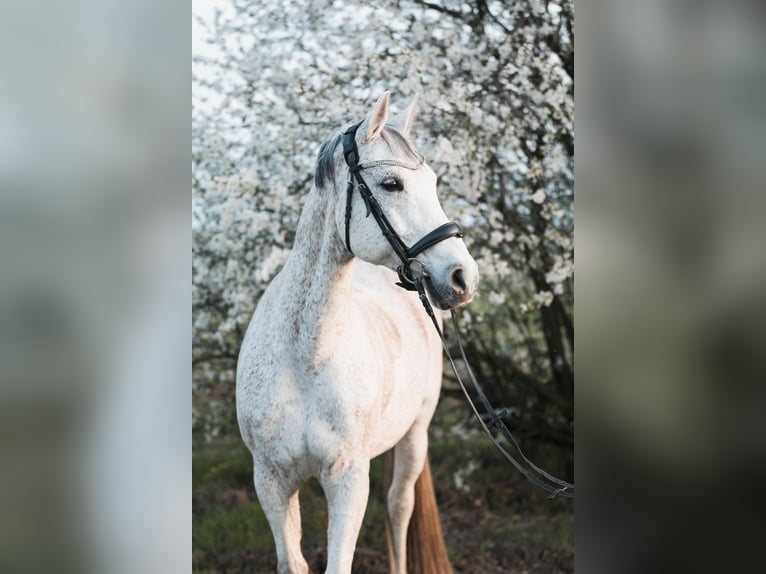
[320,460,370,574]
[387,425,429,574]
[253,464,308,574]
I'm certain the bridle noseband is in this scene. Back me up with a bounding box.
[341,122,463,290]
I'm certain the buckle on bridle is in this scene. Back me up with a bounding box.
[396,258,428,291]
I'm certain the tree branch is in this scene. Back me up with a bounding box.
[411,0,465,21]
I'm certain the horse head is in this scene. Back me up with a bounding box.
[332,92,479,310]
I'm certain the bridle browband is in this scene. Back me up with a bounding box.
[340,121,574,499]
[341,122,463,290]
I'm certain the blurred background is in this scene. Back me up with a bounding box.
[192,0,574,572]
[1,1,189,574]
[577,0,766,572]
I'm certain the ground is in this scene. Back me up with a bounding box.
[193,398,574,574]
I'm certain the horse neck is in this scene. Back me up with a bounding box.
[278,185,354,353]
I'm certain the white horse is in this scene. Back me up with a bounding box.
[236,92,479,574]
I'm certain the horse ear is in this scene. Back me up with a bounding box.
[363,91,390,142]
[389,94,419,137]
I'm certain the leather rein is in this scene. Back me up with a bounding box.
[342,122,574,500]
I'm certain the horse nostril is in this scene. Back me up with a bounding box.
[450,267,466,292]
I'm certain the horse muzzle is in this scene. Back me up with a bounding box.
[425,261,479,310]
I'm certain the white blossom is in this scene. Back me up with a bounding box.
[533,290,555,307]
[530,189,547,204]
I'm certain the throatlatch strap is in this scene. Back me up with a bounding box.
[344,179,354,253]
[342,123,362,253]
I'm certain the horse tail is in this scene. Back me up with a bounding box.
[407,457,453,574]
[385,453,453,574]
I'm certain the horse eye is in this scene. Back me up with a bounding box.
[380,178,403,192]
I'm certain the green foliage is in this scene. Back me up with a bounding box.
[193,503,272,565]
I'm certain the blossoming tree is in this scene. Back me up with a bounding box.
[193,0,573,462]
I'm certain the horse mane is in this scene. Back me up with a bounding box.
[314,132,342,190]
[314,125,421,190]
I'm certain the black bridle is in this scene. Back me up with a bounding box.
[342,122,463,290]
[341,121,574,499]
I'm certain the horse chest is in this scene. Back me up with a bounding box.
[306,309,430,454]
[238,265,440,471]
